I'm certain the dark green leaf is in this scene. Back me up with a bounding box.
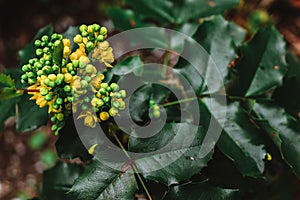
[3,68,23,88]
[193,16,246,93]
[273,52,300,117]
[0,97,20,131]
[68,159,137,200]
[108,8,144,31]
[163,180,238,200]
[125,0,175,24]
[229,26,287,97]
[55,116,92,161]
[252,102,300,178]
[203,99,267,178]
[41,161,83,200]
[113,56,143,76]
[129,123,213,186]
[174,0,240,24]
[16,94,48,132]
[18,25,53,66]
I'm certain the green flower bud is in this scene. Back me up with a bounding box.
[50,116,56,122]
[36,49,43,56]
[81,104,88,110]
[84,76,92,83]
[86,41,94,50]
[64,85,71,92]
[103,96,110,103]
[96,99,104,107]
[29,59,35,65]
[100,27,108,35]
[47,42,53,47]
[28,78,36,85]
[99,88,106,95]
[153,110,160,118]
[109,107,118,117]
[56,73,64,81]
[93,24,100,32]
[153,105,160,111]
[34,40,41,46]
[56,98,63,105]
[113,93,121,98]
[149,100,155,107]
[41,35,49,42]
[56,113,64,121]
[39,58,45,64]
[54,40,61,47]
[52,64,59,71]
[67,96,73,102]
[34,62,42,69]
[110,83,119,91]
[52,103,59,110]
[40,87,49,96]
[67,65,73,72]
[70,70,76,76]
[44,54,51,61]
[96,35,104,42]
[85,64,94,74]
[79,24,88,32]
[51,124,58,131]
[72,60,79,67]
[37,70,44,76]
[84,97,90,103]
[44,94,53,101]
[82,31,88,37]
[27,72,35,78]
[101,83,108,89]
[43,47,50,53]
[21,74,28,80]
[112,101,120,108]
[119,90,126,98]
[41,42,46,47]
[22,65,29,72]
[80,80,89,88]
[21,79,26,84]
[48,81,55,87]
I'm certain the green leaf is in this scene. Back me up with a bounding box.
[252,102,300,178]
[18,25,53,66]
[108,8,144,31]
[16,94,48,132]
[193,16,246,93]
[68,159,137,200]
[174,0,240,24]
[163,180,238,200]
[55,116,92,161]
[0,97,20,131]
[229,26,287,97]
[0,87,23,100]
[41,161,83,200]
[125,0,175,24]
[113,56,143,76]
[41,149,58,167]
[129,123,213,186]
[203,99,267,178]
[0,73,14,88]
[273,52,300,117]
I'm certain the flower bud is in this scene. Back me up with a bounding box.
[100,27,108,35]
[34,40,41,46]
[56,113,64,121]
[45,94,53,101]
[109,107,118,117]
[36,49,43,56]
[99,111,109,121]
[74,34,83,44]
[40,87,49,96]
[56,98,63,105]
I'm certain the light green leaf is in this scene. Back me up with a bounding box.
[203,99,267,178]
[163,180,238,200]
[252,102,300,178]
[0,73,14,88]
[129,123,213,186]
[68,160,137,200]
[229,26,287,97]
[108,8,144,31]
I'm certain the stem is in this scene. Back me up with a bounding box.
[162,51,170,78]
[162,97,198,107]
[111,131,153,200]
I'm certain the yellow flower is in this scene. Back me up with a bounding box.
[90,74,104,91]
[77,111,99,128]
[92,41,114,68]
[99,111,109,121]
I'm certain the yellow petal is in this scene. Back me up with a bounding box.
[88,144,98,155]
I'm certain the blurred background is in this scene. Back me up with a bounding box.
[0,0,300,199]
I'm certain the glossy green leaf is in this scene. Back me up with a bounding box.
[164,180,238,200]
[252,102,300,178]
[129,123,213,186]
[0,73,14,88]
[229,26,287,97]
[193,16,246,93]
[125,0,175,24]
[174,0,240,24]
[41,162,83,200]
[68,159,137,200]
[55,116,92,161]
[18,25,53,66]
[113,56,143,76]
[203,99,267,178]
[16,94,48,132]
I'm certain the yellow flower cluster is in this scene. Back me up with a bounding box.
[21,24,126,134]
